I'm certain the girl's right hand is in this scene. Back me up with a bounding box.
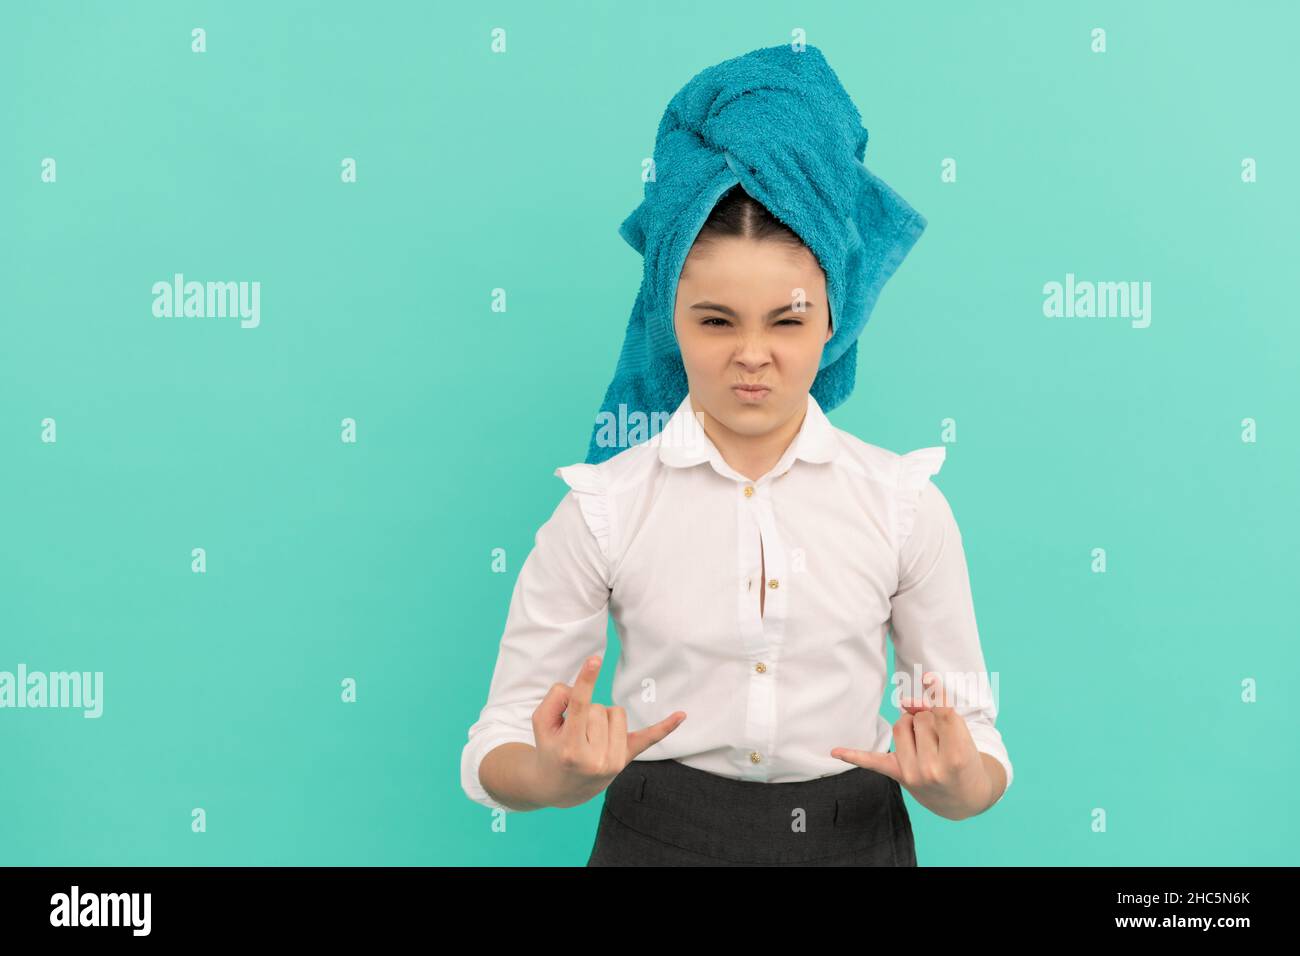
[529,655,686,809]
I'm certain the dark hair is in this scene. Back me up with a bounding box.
[692,185,807,251]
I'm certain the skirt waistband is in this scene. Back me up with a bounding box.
[596,758,914,865]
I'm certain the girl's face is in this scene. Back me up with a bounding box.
[673,236,833,444]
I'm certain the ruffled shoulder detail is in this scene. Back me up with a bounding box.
[894,446,947,550]
[553,462,611,559]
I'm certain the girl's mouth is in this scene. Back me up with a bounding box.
[732,385,771,402]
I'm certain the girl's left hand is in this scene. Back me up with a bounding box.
[830,672,999,820]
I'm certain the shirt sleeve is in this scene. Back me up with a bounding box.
[888,458,1013,808]
[459,488,613,811]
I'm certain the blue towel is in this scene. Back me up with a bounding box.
[584,43,927,466]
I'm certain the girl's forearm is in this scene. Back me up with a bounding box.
[977,753,1007,813]
[479,742,550,812]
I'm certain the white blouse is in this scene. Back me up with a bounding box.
[461,391,1013,812]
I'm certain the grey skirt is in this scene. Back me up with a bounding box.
[586,758,918,866]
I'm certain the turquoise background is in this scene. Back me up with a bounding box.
[1,0,1296,865]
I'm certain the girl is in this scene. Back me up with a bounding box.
[461,44,1012,866]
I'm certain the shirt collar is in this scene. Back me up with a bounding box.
[656,390,841,481]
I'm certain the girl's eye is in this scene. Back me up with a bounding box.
[702,317,802,327]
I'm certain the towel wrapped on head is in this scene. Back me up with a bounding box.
[585,43,927,466]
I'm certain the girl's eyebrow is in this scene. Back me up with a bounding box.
[690,301,817,319]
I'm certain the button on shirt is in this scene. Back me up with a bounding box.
[461,391,1013,812]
